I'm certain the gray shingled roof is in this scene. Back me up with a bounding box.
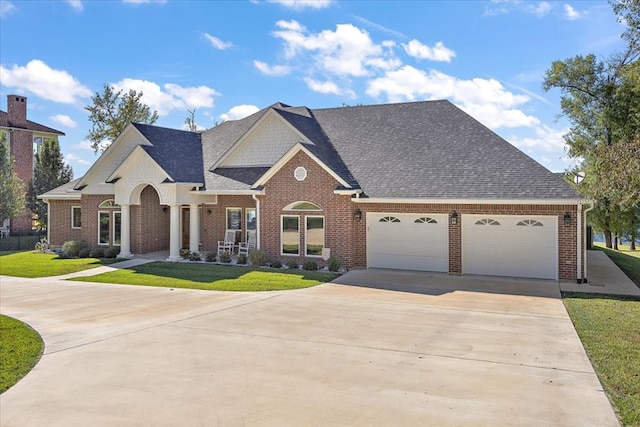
[0,110,65,135]
[38,179,81,198]
[132,123,204,184]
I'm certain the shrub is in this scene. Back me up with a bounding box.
[89,247,105,258]
[180,248,190,259]
[62,240,85,258]
[205,252,216,263]
[189,251,201,262]
[271,260,282,269]
[78,248,91,258]
[328,255,340,272]
[303,260,318,271]
[237,254,248,265]
[220,251,232,264]
[286,258,299,269]
[104,247,119,258]
[249,249,268,266]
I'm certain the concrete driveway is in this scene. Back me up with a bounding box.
[0,270,619,427]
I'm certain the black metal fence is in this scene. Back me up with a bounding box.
[0,232,47,252]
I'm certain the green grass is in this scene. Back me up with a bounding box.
[563,293,640,426]
[0,315,44,394]
[0,251,122,278]
[594,242,640,287]
[69,261,338,291]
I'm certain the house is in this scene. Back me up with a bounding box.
[1,95,65,234]
[39,100,588,282]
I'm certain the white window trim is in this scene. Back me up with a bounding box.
[98,210,110,246]
[305,215,324,258]
[281,214,300,256]
[71,206,81,229]
[246,208,257,241]
[283,201,323,211]
[226,207,242,243]
[113,211,121,246]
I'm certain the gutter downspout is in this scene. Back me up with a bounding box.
[577,203,582,284]
[46,200,50,244]
[252,194,260,249]
[582,202,595,283]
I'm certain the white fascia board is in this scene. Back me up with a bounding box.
[253,143,351,189]
[194,189,265,196]
[75,124,150,189]
[211,109,314,170]
[334,189,363,196]
[37,193,82,201]
[353,198,584,205]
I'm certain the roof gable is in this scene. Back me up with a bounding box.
[0,110,65,136]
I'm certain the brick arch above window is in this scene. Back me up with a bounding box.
[283,201,323,211]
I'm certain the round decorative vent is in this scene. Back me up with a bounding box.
[294,166,307,181]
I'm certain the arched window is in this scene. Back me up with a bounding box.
[379,216,401,223]
[415,217,437,224]
[516,219,544,227]
[475,218,500,226]
[99,199,119,208]
[283,201,323,211]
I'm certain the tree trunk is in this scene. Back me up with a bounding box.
[631,231,636,250]
[604,230,613,248]
[613,235,619,251]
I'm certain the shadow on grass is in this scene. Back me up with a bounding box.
[562,291,640,302]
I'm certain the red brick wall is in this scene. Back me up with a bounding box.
[130,185,169,254]
[48,200,82,246]
[8,128,34,233]
[201,195,255,252]
[259,151,353,268]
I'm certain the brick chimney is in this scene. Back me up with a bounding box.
[7,95,27,128]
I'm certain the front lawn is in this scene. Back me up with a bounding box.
[69,261,338,291]
[594,242,640,287]
[0,251,121,278]
[0,315,44,394]
[563,293,640,426]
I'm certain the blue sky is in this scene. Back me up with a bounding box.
[0,0,626,178]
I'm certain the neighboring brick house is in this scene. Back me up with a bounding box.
[0,95,65,234]
[40,100,589,282]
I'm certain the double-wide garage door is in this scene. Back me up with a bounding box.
[367,213,558,280]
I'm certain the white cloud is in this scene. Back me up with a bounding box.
[508,124,569,154]
[112,78,219,116]
[219,104,260,121]
[0,60,92,103]
[563,4,586,20]
[304,77,354,97]
[0,1,16,17]
[71,140,94,151]
[203,33,232,50]
[528,1,551,17]
[64,152,91,166]
[66,0,83,11]
[266,0,333,10]
[253,60,291,76]
[352,15,408,40]
[49,114,77,128]
[402,39,456,62]
[366,65,539,129]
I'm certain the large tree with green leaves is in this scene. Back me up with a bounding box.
[0,131,26,224]
[28,138,73,230]
[543,0,639,248]
[86,84,159,152]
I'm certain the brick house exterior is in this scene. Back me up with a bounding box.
[40,100,588,282]
[1,95,65,234]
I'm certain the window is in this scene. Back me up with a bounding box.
[294,166,307,181]
[306,216,324,256]
[71,206,81,228]
[113,212,122,245]
[98,211,110,245]
[475,219,500,226]
[379,216,401,223]
[246,208,256,241]
[415,217,437,224]
[517,219,543,227]
[283,201,322,211]
[99,199,118,208]
[281,215,300,255]
[226,208,242,243]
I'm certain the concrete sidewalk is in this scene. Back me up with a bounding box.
[560,250,640,296]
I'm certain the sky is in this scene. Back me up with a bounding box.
[0,0,627,178]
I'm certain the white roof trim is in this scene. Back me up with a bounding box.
[353,198,584,205]
[193,189,265,196]
[253,143,351,189]
[334,189,363,196]
[37,193,81,201]
[106,145,170,183]
[211,108,314,170]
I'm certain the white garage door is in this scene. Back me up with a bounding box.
[367,213,448,272]
[462,215,557,280]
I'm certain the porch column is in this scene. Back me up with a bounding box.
[167,204,181,261]
[119,203,133,258]
[189,204,200,253]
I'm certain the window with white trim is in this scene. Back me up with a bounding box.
[226,208,242,243]
[71,206,81,228]
[306,216,324,257]
[283,201,322,211]
[415,217,437,224]
[516,219,543,227]
[379,216,401,223]
[281,215,300,255]
[475,219,500,226]
[113,212,122,246]
[246,208,256,242]
[98,211,110,245]
[99,199,119,208]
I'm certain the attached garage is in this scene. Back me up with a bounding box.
[462,215,558,280]
[367,213,448,272]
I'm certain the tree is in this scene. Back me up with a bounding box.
[86,84,159,152]
[0,131,26,223]
[28,138,73,230]
[543,1,640,248]
[185,109,197,132]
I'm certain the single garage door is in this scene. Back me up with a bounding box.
[462,215,558,280]
[367,213,448,272]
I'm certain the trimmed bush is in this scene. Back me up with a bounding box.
[249,249,268,267]
[271,260,282,269]
[237,254,248,265]
[89,247,105,258]
[220,251,232,264]
[205,252,216,263]
[189,251,201,262]
[180,249,190,259]
[104,247,119,258]
[303,260,318,271]
[285,258,299,269]
[62,240,85,258]
[328,255,340,272]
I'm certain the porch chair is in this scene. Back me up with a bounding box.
[0,225,9,239]
[237,230,257,257]
[217,230,236,256]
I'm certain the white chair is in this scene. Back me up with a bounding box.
[217,230,236,255]
[238,230,257,257]
[0,226,9,239]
